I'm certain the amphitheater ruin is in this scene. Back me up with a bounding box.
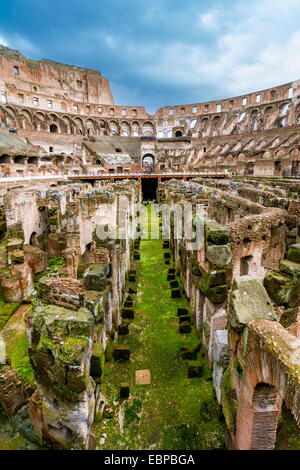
[0,44,300,450]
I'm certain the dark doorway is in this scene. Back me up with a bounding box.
[240,255,252,275]
[142,178,158,201]
[175,130,183,137]
[274,160,281,175]
[50,124,58,133]
[246,162,254,175]
[30,231,38,247]
[291,161,300,177]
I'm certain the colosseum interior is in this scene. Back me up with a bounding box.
[0,43,300,451]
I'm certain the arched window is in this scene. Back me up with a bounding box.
[50,124,58,133]
[142,153,155,173]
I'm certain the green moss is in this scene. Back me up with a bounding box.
[221,368,238,436]
[276,406,300,450]
[48,257,64,266]
[8,332,35,387]
[234,360,243,377]
[0,300,21,329]
[92,207,225,450]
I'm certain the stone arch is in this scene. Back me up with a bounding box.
[250,383,280,450]
[200,117,209,131]
[74,117,84,135]
[109,120,120,135]
[233,320,300,450]
[120,120,130,136]
[3,105,16,117]
[30,231,38,247]
[85,118,96,136]
[175,130,183,137]
[142,153,155,172]
[19,109,33,130]
[142,121,154,136]
[28,156,39,165]
[289,148,299,159]
[131,121,140,136]
[49,123,59,133]
[61,115,72,134]
[0,154,12,164]
[212,115,221,129]
[265,105,274,115]
[49,113,59,122]
[14,155,26,165]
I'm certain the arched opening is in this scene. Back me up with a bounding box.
[0,155,12,164]
[274,160,282,175]
[14,155,26,165]
[250,383,280,450]
[28,156,38,165]
[50,124,58,133]
[30,232,38,247]
[142,154,155,173]
[82,242,92,266]
[240,255,253,275]
[175,130,183,137]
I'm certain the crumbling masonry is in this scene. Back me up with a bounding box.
[0,45,300,450]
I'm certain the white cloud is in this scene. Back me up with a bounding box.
[198,12,219,31]
[132,0,300,100]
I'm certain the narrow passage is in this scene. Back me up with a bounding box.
[93,206,225,450]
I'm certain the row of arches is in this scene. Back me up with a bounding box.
[0,105,155,137]
[193,101,298,137]
[0,154,74,166]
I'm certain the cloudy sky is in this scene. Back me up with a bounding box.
[0,0,300,113]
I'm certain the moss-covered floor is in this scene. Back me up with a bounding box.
[92,207,225,450]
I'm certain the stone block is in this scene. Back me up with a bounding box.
[171,288,181,298]
[113,345,131,361]
[120,383,130,399]
[212,330,229,368]
[170,280,179,289]
[90,342,105,378]
[83,264,110,291]
[179,321,191,334]
[206,245,232,268]
[10,249,24,264]
[177,307,189,316]
[187,360,204,378]
[180,347,197,360]
[118,322,129,335]
[128,287,137,294]
[287,244,300,264]
[264,271,300,308]
[121,308,134,319]
[229,276,277,330]
[205,220,229,245]
[178,315,191,324]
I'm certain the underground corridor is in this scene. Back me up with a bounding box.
[141,177,158,201]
